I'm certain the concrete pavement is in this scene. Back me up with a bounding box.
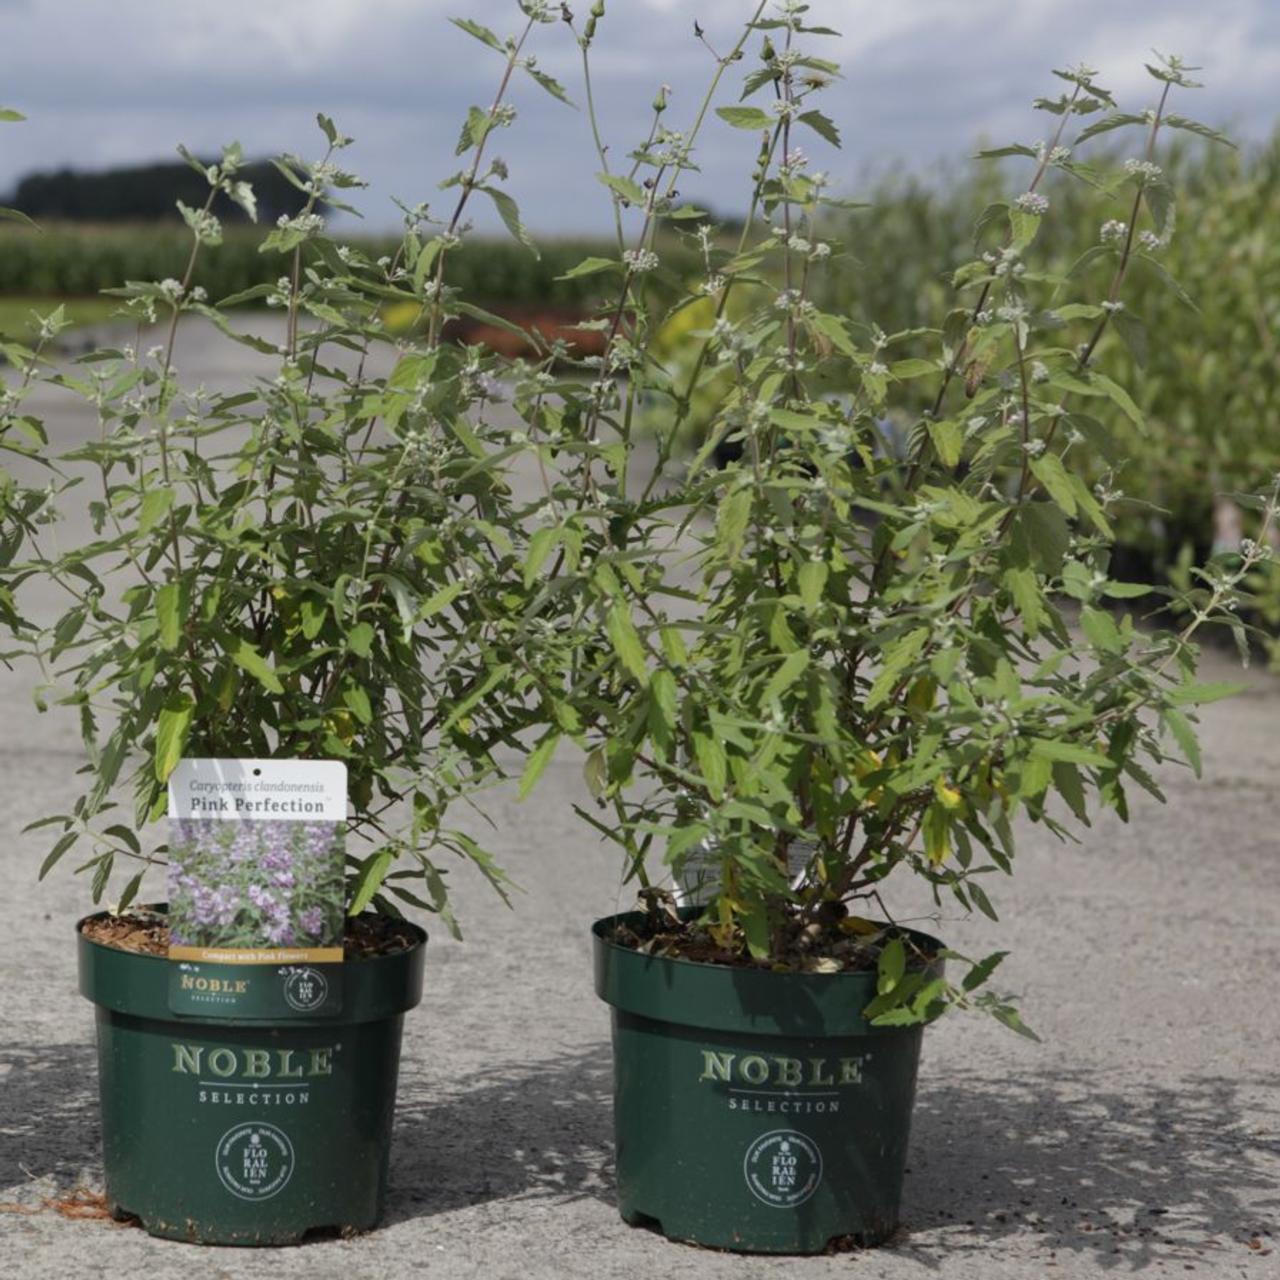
[1,325,1277,1278]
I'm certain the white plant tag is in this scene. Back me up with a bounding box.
[167,758,347,964]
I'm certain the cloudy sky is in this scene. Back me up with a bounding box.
[1,0,1276,234]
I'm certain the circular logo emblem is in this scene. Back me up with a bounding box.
[282,967,328,1012]
[743,1129,823,1208]
[215,1123,295,1201]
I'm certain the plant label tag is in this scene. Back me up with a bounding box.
[166,758,348,1018]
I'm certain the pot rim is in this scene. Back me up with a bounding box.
[591,907,942,979]
[76,902,427,965]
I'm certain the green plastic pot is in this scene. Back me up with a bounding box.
[593,911,942,1254]
[77,908,425,1245]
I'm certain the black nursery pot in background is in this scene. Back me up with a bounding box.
[593,911,942,1254]
[78,910,425,1245]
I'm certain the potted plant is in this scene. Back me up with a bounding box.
[516,5,1272,1254]
[17,5,572,1243]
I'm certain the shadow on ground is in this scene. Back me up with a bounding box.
[0,1043,100,1195]
[6,1037,1277,1272]
[902,1067,1280,1269]
[385,1043,614,1223]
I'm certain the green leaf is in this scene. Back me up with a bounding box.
[583,746,608,799]
[763,650,810,703]
[524,526,560,588]
[1162,114,1235,148]
[1165,681,1244,707]
[693,731,727,801]
[797,559,828,610]
[715,106,773,131]
[867,629,927,708]
[597,173,645,206]
[740,899,770,959]
[797,110,841,147]
[555,256,620,281]
[456,104,494,157]
[992,1004,1041,1041]
[526,65,573,106]
[975,143,1038,159]
[1030,738,1112,767]
[300,597,327,641]
[223,635,285,693]
[1008,207,1041,251]
[450,16,503,51]
[0,108,27,122]
[1080,605,1124,654]
[154,692,195,783]
[0,206,37,228]
[1074,111,1147,144]
[649,669,679,760]
[348,849,394,915]
[607,603,648,684]
[967,884,999,923]
[927,419,963,468]
[418,579,466,620]
[39,830,80,880]
[156,583,182,652]
[480,186,538,257]
[716,487,752,563]
[1068,474,1114,538]
[138,487,175,534]
[1030,453,1077,517]
[343,684,373,726]
[1003,565,1046,636]
[519,731,561,801]
[1017,503,1070,575]
[1163,708,1202,776]
[347,621,375,658]
[1110,308,1148,367]
[103,824,142,855]
[877,937,906,995]
[116,870,145,911]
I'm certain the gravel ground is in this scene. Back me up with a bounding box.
[2,327,1277,1278]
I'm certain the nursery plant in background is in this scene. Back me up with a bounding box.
[0,103,51,646]
[17,4,574,1244]
[513,2,1274,1254]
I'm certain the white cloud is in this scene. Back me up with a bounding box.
[0,0,1274,232]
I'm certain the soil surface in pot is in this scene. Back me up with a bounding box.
[610,895,936,974]
[80,910,419,959]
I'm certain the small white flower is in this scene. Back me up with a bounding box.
[1138,230,1163,252]
[1123,158,1163,183]
[1101,300,1125,314]
[1099,219,1128,244]
[1030,360,1050,383]
[868,361,888,376]
[622,248,659,274]
[1015,192,1049,215]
